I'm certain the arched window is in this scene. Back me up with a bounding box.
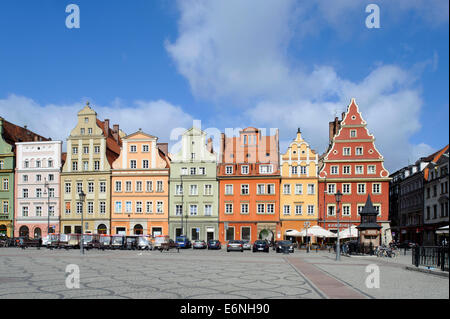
[34,227,41,239]
[0,225,7,235]
[97,224,107,235]
[19,226,29,237]
[133,224,143,235]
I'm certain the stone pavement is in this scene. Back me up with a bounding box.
[0,248,447,299]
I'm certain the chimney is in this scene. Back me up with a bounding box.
[342,112,346,120]
[207,137,213,154]
[104,119,110,131]
[112,124,119,142]
[157,143,168,156]
[329,117,341,143]
[220,133,226,163]
[0,117,3,135]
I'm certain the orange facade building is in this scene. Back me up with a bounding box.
[218,128,281,242]
[111,130,170,236]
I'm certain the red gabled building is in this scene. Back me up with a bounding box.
[217,127,281,243]
[318,99,391,243]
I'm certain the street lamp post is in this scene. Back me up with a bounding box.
[181,174,184,236]
[78,190,86,255]
[335,190,343,261]
[305,221,310,253]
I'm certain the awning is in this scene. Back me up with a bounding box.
[339,225,359,239]
[299,225,336,238]
[285,230,303,237]
[436,225,449,235]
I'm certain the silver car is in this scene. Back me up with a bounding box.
[227,240,244,252]
[193,240,207,249]
[241,240,251,250]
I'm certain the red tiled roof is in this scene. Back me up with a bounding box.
[96,119,122,166]
[424,144,449,180]
[1,118,50,153]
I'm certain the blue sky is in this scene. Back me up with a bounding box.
[0,0,448,171]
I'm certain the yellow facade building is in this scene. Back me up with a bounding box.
[280,129,319,243]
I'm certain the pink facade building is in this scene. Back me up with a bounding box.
[14,141,63,238]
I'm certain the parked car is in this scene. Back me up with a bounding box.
[207,240,221,250]
[253,240,270,253]
[56,234,69,249]
[193,240,207,249]
[159,238,179,252]
[241,240,252,250]
[154,235,170,250]
[0,234,11,247]
[125,236,138,250]
[137,236,153,250]
[16,236,41,249]
[227,240,244,252]
[99,235,111,250]
[111,235,126,250]
[65,234,80,249]
[176,235,192,248]
[82,234,101,250]
[275,240,295,253]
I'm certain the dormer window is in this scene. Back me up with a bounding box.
[350,130,357,138]
[84,117,89,123]
[226,166,233,175]
[259,165,273,174]
[241,165,249,174]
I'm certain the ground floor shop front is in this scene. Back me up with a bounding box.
[280,219,319,244]
[60,219,111,235]
[111,219,168,237]
[14,218,60,238]
[218,222,281,243]
[169,219,219,241]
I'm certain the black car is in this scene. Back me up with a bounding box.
[253,240,269,253]
[399,240,416,249]
[207,240,221,250]
[275,240,295,253]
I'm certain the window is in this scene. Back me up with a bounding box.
[88,182,94,193]
[94,146,100,154]
[136,181,143,192]
[88,128,92,135]
[259,165,273,174]
[0,160,3,169]
[225,166,233,174]
[130,145,137,153]
[343,147,351,156]
[356,147,363,155]
[258,204,266,214]
[125,181,132,192]
[190,184,198,195]
[181,167,188,175]
[257,184,265,195]
[342,204,351,216]
[65,183,71,194]
[199,167,206,175]
[136,201,143,213]
[190,205,198,216]
[283,205,291,215]
[307,205,314,215]
[48,160,53,168]
[176,184,183,195]
[175,204,182,216]
[87,202,94,215]
[225,203,233,214]
[94,161,100,171]
[48,188,55,198]
[146,201,153,214]
[142,160,149,169]
[190,167,196,175]
[343,166,351,174]
[83,146,89,154]
[367,165,376,174]
[241,165,249,174]
[76,202,83,215]
[157,181,163,192]
[372,183,381,194]
[48,174,54,181]
[300,166,307,175]
[328,184,336,194]
[84,117,89,123]
[49,206,55,217]
[291,166,298,175]
[83,161,89,171]
[191,153,195,160]
[295,205,302,215]
[343,183,351,194]
[23,175,28,182]
[142,145,149,152]
[72,162,78,171]
[65,202,71,215]
[22,206,28,217]
[72,147,78,154]
[357,183,366,194]
[36,175,42,182]
[307,184,315,195]
[115,201,122,213]
[373,204,381,216]
[355,166,364,174]
[350,130,357,138]
[241,184,249,195]
[241,203,249,214]
[204,184,212,196]
[146,181,153,192]
[130,160,137,169]
[331,166,339,175]
[77,182,83,194]
[24,160,29,168]
[327,205,336,216]
[266,204,275,214]
[156,202,163,214]
[99,202,106,215]
[295,184,303,195]
[36,160,41,168]
[115,181,122,192]
[36,206,42,217]
[267,184,275,195]
[225,185,233,195]
[204,205,212,216]
[36,188,42,198]
[23,189,28,198]
[283,184,291,195]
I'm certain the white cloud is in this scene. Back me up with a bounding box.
[0,94,194,149]
[166,0,441,171]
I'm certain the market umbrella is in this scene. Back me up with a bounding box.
[339,225,359,239]
[300,225,336,238]
[285,230,303,237]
